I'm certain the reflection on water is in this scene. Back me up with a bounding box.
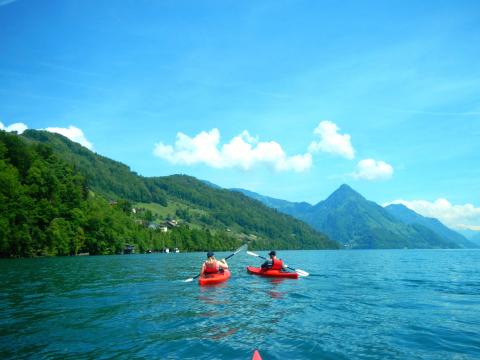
[1,250,480,360]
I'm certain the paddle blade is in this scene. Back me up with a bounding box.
[246,251,260,257]
[184,278,194,283]
[235,244,248,254]
[295,269,309,277]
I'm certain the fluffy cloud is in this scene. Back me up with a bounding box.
[45,125,93,150]
[0,121,28,134]
[384,198,480,230]
[308,120,355,159]
[154,129,312,172]
[352,158,393,180]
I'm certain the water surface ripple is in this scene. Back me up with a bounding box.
[1,250,479,359]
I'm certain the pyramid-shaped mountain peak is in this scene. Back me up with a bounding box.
[325,184,365,203]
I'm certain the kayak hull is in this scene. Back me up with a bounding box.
[198,269,231,286]
[247,266,298,279]
[252,350,262,360]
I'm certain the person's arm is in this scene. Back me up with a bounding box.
[218,259,228,269]
[261,260,271,269]
[200,263,205,275]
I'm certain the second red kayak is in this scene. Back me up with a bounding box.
[198,269,231,286]
[247,266,299,279]
[252,350,262,360]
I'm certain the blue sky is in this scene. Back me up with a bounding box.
[1,0,479,229]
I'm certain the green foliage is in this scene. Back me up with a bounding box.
[144,175,339,250]
[23,130,339,251]
[0,129,339,257]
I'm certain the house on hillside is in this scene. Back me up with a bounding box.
[165,219,178,228]
[124,244,135,254]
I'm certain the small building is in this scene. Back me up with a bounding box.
[166,219,178,228]
[124,244,135,254]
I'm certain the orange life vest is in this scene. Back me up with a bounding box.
[204,261,220,274]
[270,258,284,270]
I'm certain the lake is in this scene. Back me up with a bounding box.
[1,249,479,359]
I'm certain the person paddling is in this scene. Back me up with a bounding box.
[261,251,287,271]
[201,252,228,275]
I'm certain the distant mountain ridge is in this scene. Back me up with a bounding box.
[457,229,480,246]
[471,233,480,246]
[385,204,477,248]
[231,188,312,219]
[235,185,472,249]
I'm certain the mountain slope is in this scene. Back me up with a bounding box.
[301,185,459,249]
[385,203,477,248]
[236,184,461,249]
[1,130,252,257]
[231,188,312,219]
[20,130,339,250]
[471,232,480,246]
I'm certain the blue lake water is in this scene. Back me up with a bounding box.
[1,249,479,359]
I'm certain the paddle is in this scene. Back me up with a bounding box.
[184,244,247,282]
[246,251,309,277]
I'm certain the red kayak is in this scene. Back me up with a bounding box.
[247,266,298,279]
[252,350,262,360]
[198,269,231,286]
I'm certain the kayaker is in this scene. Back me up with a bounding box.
[201,252,228,275]
[261,251,286,271]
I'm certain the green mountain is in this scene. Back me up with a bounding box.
[302,184,461,249]
[0,129,339,257]
[385,203,477,248]
[237,184,460,249]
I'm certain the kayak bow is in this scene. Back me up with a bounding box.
[252,350,262,360]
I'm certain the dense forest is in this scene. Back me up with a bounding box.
[0,130,339,257]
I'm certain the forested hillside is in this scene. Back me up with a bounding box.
[0,130,338,257]
[0,131,243,257]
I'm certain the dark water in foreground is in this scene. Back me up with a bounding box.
[1,250,479,359]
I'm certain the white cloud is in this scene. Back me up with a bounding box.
[352,158,393,180]
[45,125,93,150]
[0,121,28,134]
[308,120,355,159]
[153,129,312,172]
[384,198,480,230]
